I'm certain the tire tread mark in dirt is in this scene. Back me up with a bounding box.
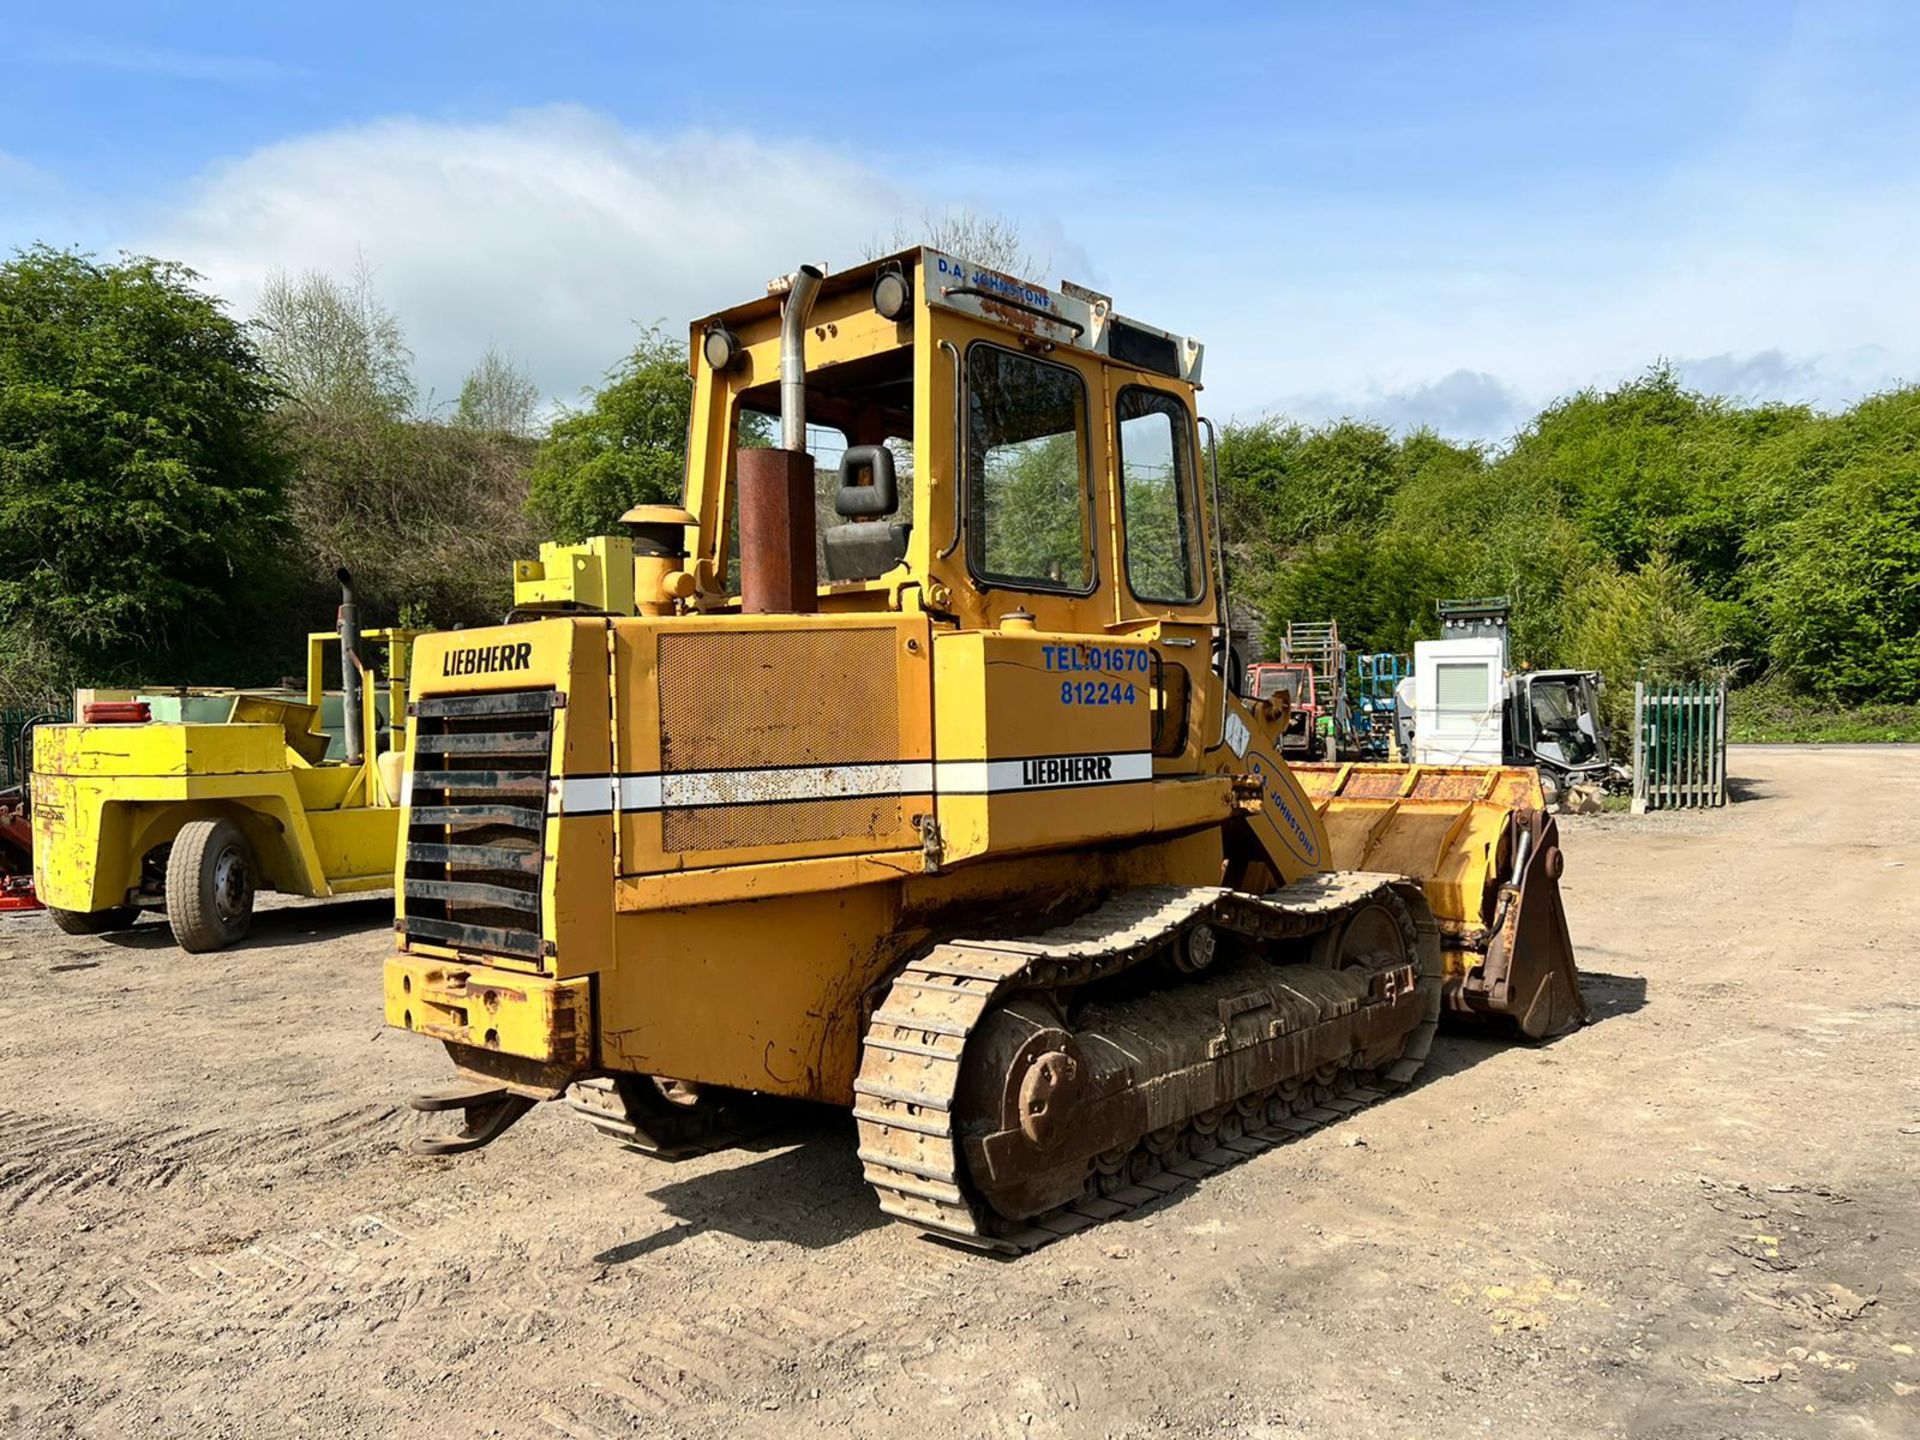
[0,1105,405,1213]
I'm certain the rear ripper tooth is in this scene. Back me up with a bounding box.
[853,876,1442,1251]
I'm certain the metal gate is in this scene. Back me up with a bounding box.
[1,704,70,790]
[1631,680,1727,812]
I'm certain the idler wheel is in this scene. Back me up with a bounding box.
[1017,1050,1082,1148]
[1312,898,1413,971]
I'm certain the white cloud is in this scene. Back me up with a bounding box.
[143,107,913,413]
[130,102,1920,441]
[1263,369,1534,444]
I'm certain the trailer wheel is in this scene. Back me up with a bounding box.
[166,818,255,953]
[48,905,140,935]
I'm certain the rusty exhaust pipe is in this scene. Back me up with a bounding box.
[739,264,825,614]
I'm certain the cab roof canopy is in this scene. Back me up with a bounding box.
[695,247,1205,386]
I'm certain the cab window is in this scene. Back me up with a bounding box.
[966,344,1092,591]
[1116,387,1202,604]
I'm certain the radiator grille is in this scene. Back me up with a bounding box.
[657,629,901,853]
[400,688,559,959]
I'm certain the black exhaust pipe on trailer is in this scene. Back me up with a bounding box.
[336,567,364,767]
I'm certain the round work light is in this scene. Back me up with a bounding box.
[872,269,913,321]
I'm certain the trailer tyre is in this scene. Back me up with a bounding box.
[49,905,140,935]
[166,818,255,953]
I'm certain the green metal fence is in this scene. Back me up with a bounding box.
[1,704,70,790]
[1631,680,1727,812]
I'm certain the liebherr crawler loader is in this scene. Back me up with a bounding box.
[387,250,1586,1250]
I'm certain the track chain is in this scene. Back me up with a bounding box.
[853,874,1440,1252]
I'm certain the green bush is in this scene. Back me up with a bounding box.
[526,326,694,542]
[1749,389,1920,704]
[1220,366,1918,733]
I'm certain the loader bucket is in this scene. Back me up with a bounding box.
[1292,763,1589,1039]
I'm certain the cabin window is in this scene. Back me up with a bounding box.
[1115,387,1202,604]
[1435,660,1493,717]
[966,344,1092,591]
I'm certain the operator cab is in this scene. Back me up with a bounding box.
[1508,669,1612,782]
[679,248,1214,640]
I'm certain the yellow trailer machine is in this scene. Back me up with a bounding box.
[32,582,416,952]
[387,251,1585,1249]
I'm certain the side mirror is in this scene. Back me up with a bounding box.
[835,445,898,518]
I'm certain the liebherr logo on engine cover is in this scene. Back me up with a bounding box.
[1020,754,1113,786]
[442,642,533,677]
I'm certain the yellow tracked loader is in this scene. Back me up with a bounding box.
[386,250,1586,1249]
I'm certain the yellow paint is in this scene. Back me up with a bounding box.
[514,535,637,616]
[387,247,1572,1120]
[1293,762,1548,956]
[1453,1270,1587,1335]
[386,957,592,1067]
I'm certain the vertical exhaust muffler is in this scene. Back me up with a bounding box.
[738,264,824,614]
[336,567,365,767]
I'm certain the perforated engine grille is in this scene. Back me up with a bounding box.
[657,628,901,852]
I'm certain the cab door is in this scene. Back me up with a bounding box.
[1104,372,1215,775]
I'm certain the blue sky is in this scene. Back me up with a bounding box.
[6,1,1918,438]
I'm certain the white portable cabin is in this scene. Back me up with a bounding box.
[1411,638,1505,767]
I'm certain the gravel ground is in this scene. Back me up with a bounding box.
[1,744,1915,1439]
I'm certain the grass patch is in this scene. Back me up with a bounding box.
[1729,678,1920,743]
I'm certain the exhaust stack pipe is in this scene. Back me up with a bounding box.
[335,567,365,767]
[779,264,824,451]
[739,264,826,614]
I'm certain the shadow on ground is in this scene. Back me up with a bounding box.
[592,1106,885,1259]
[99,895,393,952]
[1577,969,1650,1021]
[1420,971,1645,1081]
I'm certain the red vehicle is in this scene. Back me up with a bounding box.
[0,786,40,911]
[1246,661,1333,759]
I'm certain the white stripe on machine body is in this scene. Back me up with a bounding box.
[542,752,1150,816]
[934,752,1152,794]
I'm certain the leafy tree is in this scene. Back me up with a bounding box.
[250,263,542,646]
[525,326,693,542]
[1378,446,1600,667]
[1499,364,1808,605]
[1565,553,1738,732]
[978,432,1087,585]
[455,343,541,437]
[1751,389,1920,703]
[1261,531,1446,660]
[253,261,413,420]
[278,414,538,638]
[0,245,290,702]
[1217,416,1402,562]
